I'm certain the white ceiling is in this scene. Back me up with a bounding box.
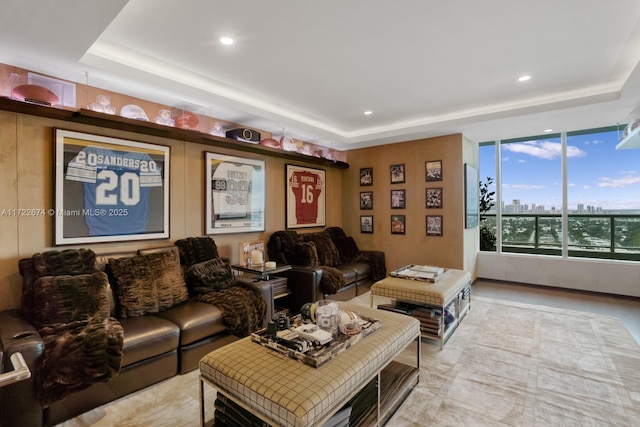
[2,0,640,150]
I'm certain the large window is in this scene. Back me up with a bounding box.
[479,125,640,260]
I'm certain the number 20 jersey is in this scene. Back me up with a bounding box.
[65,146,163,236]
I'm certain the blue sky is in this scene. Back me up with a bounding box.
[480,128,640,212]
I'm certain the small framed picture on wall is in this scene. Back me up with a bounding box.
[360,167,373,186]
[360,191,373,210]
[391,215,406,235]
[391,189,405,209]
[360,215,374,233]
[390,163,405,184]
[426,215,443,236]
[426,187,443,208]
[425,160,442,182]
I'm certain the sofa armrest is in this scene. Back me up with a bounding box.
[0,309,44,427]
[235,277,274,326]
[280,266,324,314]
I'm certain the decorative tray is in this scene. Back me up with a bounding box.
[251,313,380,368]
[390,264,448,283]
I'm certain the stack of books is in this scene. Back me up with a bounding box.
[214,394,269,427]
[377,301,443,336]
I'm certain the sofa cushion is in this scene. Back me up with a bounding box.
[340,261,371,283]
[32,249,97,279]
[185,257,235,295]
[289,241,320,268]
[156,301,227,346]
[31,272,110,328]
[20,249,98,323]
[174,236,220,267]
[336,236,360,263]
[118,315,180,366]
[108,251,189,318]
[303,233,341,266]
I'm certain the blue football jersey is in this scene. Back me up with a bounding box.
[66,146,163,236]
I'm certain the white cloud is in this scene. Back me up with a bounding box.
[582,139,603,145]
[583,185,590,189]
[518,159,527,163]
[503,183,546,190]
[598,173,640,188]
[503,140,586,160]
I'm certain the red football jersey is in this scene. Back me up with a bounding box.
[289,170,323,224]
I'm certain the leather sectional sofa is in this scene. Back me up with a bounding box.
[0,242,269,427]
[267,227,386,311]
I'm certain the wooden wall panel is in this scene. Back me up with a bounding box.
[0,111,344,311]
[343,135,465,272]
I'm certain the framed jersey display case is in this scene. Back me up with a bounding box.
[286,164,326,229]
[205,152,265,234]
[54,129,170,245]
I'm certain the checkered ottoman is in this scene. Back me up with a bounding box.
[199,302,420,427]
[370,269,471,348]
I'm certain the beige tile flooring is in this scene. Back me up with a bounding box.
[472,278,640,344]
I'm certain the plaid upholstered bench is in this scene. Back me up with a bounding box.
[370,269,472,349]
[199,302,420,427]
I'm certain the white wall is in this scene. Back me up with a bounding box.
[478,252,640,297]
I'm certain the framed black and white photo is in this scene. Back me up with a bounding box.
[391,189,405,209]
[54,129,169,245]
[425,160,442,182]
[426,187,443,208]
[286,164,326,228]
[465,163,479,228]
[360,167,373,186]
[391,215,406,235]
[390,163,405,184]
[360,191,373,210]
[360,215,374,234]
[426,215,443,236]
[206,152,265,234]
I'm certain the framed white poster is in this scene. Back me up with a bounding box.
[54,129,169,245]
[286,164,326,228]
[206,152,265,234]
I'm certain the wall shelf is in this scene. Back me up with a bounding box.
[0,97,349,169]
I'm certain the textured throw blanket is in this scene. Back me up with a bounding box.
[175,237,266,336]
[38,317,124,404]
[21,251,125,406]
[194,284,267,337]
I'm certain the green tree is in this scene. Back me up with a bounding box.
[479,177,496,251]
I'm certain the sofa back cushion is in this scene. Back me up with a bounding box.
[303,232,341,267]
[185,257,236,295]
[31,271,110,329]
[336,236,360,263]
[108,250,188,318]
[266,230,303,265]
[174,236,219,267]
[289,241,320,268]
[19,249,98,323]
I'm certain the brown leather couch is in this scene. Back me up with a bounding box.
[0,245,270,427]
[267,227,386,311]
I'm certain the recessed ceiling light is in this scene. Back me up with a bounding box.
[518,75,531,82]
[364,111,372,115]
[220,37,234,45]
[544,128,553,133]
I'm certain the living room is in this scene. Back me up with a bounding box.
[1,1,640,426]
